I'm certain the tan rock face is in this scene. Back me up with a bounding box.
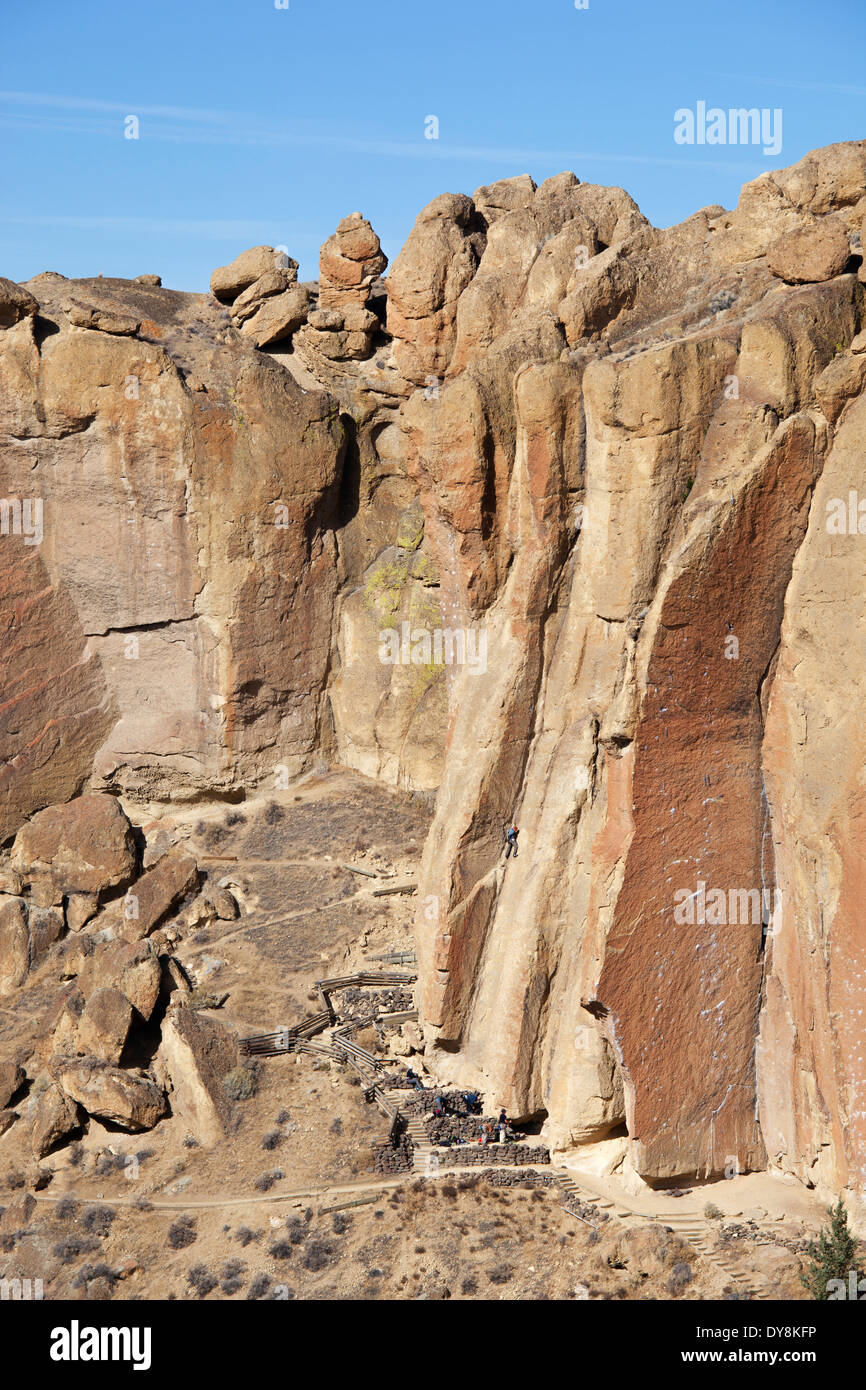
[158,1009,240,1146]
[0,535,116,845]
[328,534,447,789]
[757,388,866,1225]
[115,847,198,942]
[406,140,866,1200]
[767,219,852,283]
[57,1059,167,1131]
[386,193,486,385]
[447,174,648,374]
[11,794,136,897]
[210,245,297,302]
[76,987,134,1063]
[318,213,387,310]
[0,274,346,826]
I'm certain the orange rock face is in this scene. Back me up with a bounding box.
[408,141,866,1212]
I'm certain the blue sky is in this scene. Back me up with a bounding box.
[1,0,864,291]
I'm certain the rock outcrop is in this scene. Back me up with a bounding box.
[56,1059,167,1131]
[157,1009,241,1147]
[210,246,311,346]
[0,276,38,327]
[30,1081,80,1157]
[3,139,866,1226]
[297,213,387,363]
[210,245,297,302]
[403,141,866,1214]
[0,272,345,821]
[318,213,387,310]
[11,794,136,898]
[386,192,486,386]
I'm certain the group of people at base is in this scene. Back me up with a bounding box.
[433,1094,515,1145]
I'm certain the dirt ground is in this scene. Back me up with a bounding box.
[0,771,842,1301]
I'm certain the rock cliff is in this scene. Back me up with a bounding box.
[2,140,866,1218]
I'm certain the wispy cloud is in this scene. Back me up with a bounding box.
[0,213,320,244]
[0,89,764,171]
[709,73,866,98]
[0,90,238,124]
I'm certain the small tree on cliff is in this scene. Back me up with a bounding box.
[800,1199,862,1299]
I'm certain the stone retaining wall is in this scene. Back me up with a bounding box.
[370,1135,414,1174]
[445,1143,549,1166]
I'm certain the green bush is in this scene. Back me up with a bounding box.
[800,1199,863,1299]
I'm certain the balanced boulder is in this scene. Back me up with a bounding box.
[239,283,311,347]
[766,218,851,283]
[157,1009,240,1147]
[231,267,300,323]
[319,213,387,309]
[210,245,298,303]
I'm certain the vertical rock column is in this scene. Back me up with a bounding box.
[299,214,387,361]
